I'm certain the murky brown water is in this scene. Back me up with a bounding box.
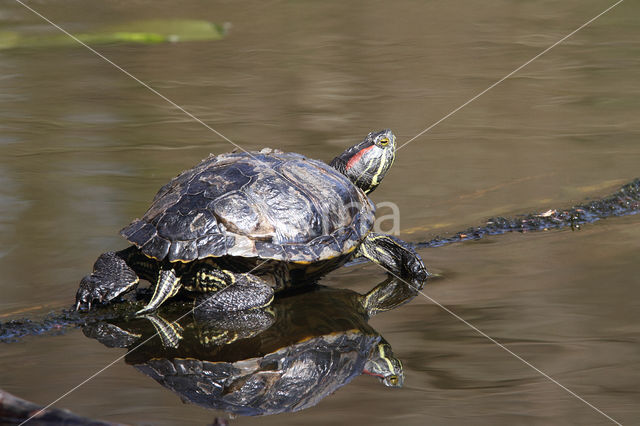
[1,0,639,424]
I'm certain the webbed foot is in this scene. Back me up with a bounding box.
[75,252,139,311]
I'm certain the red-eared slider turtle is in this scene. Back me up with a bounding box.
[76,129,428,314]
[84,277,416,416]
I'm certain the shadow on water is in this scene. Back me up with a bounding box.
[82,277,418,417]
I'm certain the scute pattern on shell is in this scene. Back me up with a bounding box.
[136,331,378,416]
[121,150,375,262]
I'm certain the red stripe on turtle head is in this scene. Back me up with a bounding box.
[363,369,384,378]
[345,144,375,171]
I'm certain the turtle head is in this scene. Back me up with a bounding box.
[330,129,396,194]
[363,341,404,387]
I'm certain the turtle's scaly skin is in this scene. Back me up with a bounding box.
[121,149,374,263]
[76,129,428,314]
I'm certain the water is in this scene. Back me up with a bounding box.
[1,0,639,424]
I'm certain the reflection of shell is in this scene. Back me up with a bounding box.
[135,330,379,416]
[105,286,401,416]
[121,151,374,263]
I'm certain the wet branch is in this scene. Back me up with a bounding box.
[414,178,640,249]
[1,179,639,344]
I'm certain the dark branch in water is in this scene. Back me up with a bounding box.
[0,388,118,425]
[415,178,640,249]
[0,290,153,343]
[1,179,639,343]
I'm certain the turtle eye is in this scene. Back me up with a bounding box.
[388,375,398,386]
[379,137,390,146]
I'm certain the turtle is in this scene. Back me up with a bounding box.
[83,276,418,416]
[76,129,428,314]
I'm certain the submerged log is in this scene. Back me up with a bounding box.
[0,389,121,426]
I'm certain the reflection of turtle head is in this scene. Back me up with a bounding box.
[364,340,404,388]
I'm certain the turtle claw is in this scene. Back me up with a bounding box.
[75,252,139,311]
[75,275,103,311]
[403,254,429,289]
[75,273,136,311]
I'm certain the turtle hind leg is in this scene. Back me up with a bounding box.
[194,309,276,346]
[76,251,140,311]
[193,267,274,313]
[135,268,182,315]
[357,233,429,289]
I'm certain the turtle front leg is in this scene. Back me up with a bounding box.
[357,233,429,289]
[76,251,140,311]
[361,277,420,318]
[190,266,274,313]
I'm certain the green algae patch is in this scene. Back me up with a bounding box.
[0,19,228,50]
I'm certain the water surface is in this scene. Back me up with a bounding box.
[1,0,639,424]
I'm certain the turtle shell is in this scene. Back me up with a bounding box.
[121,149,375,263]
[134,331,377,416]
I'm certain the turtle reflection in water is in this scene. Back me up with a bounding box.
[84,277,419,416]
